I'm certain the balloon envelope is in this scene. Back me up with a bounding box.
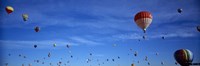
[177,8,183,13]
[134,11,153,33]
[197,26,200,32]
[34,26,40,32]
[174,49,193,66]
[5,6,14,14]
[22,14,28,21]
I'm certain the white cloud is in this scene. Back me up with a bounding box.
[69,37,104,46]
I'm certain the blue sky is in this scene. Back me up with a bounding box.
[0,0,200,66]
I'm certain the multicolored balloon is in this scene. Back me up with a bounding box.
[174,49,193,66]
[134,11,153,33]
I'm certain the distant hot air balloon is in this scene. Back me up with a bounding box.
[29,63,32,66]
[34,45,37,48]
[131,63,135,66]
[34,26,40,32]
[145,56,148,61]
[107,59,109,61]
[112,59,115,61]
[118,56,120,59]
[134,11,153,33]
[156,52,159,56]
[174,49,193,66]
[177,8,183,13]
[134,51,137,57]
[197,26,200,32]
[19,54,22,57]
[5,6,14,14]
[90,53,92,56]
[22,64,24,66]
[162,36,165,40]
[66,44,70,48]
[148,62,150,65]
[22,14,28,21]
[48,52,51,57]
[53,44,56,47]
[8,54,11,56]
[161,61,164,65]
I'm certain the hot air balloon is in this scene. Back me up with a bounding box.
[177,8,183,13]
[112,59,115,61]
[162,36,165,40]
[156,52,159,56]
[37,60,39,63]
[71,55,73,58]
[197,26,200,32]
[118,56,120,59]
[34,26,40,32]
[148,62,150,65]
[145,56,148,61]
[29,63,32,66]
[22,64,24,66]
[48,52,51,57]
[131,63,134,66]
[53,44,56,47]
[90,53,92,56]
[34,45,37,48]
[19,54,22,57]
[5,63,8,66]
[107,59,109,61]
[5,6,14,14]
[134,11,153,33]
[174,49,193,66]
[161,61,164,65]
[22,14,28,21]
[66,44,70,48]
[8,54,11,56]
[134,51,137,57]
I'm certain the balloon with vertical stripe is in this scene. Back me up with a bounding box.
[174,49,193,66]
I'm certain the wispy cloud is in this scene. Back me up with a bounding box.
[0,36,104,49]
[69,37,104,46]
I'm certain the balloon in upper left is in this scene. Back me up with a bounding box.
[5,6,14,14]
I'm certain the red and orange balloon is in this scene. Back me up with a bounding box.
[134,11,153,33]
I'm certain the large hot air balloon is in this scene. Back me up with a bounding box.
[197,26,200,32]
[174,49,193,66]
[22,14,28,21]
[134,11,153,33]
[5,6,14,14]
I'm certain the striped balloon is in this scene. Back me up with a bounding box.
[134,11,152,33]
[174,49,193,66]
